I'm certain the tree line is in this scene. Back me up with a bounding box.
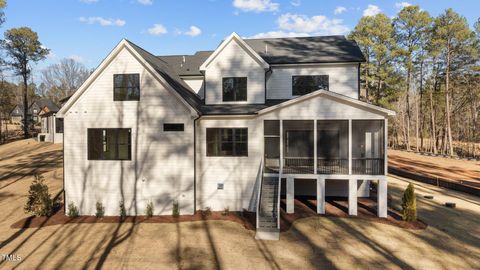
[0,1,90,141]
[349,6,479,157]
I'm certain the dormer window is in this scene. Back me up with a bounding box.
[292,75,329,96]
[114,74,140,101]
[222,77,247,102]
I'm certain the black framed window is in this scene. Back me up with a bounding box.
[292,75,329,95]
[164,123,184,132]
[206,128,248,156]
[88,128,131,160]
[114,74,140,101]
[55,118,64,133]
[222,77,247,102]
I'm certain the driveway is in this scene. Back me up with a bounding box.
[0,140,479,269]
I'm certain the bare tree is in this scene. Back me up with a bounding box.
[41,58,90,102]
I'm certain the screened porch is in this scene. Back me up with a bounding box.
[263,119,386,176]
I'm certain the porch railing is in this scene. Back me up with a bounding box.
[283,157,314,174]
[317,158,348,174]
[352,158,384,175]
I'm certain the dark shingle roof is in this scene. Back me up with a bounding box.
[126,40,203,113]
[34,99,60,112]
[158,51,212,76]
[200,99,288,115]
[244,35,365,64]
[156,35,365,76]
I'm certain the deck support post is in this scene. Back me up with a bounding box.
[378,177,388,218]
[348,178,357,216]
[286,176,294,214]
[314,119,317,174]
[348,119,352,175]
[316,176,325,214]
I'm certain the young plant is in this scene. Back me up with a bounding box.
[172,201,180,217]
[222,207,230,216]
[95,201,105,218]
[401,183,417,222]
[67,202,79,217]
[146,201,154,217]
[119,200,126,219]
[202,207,212,218]
[24,174,55,217]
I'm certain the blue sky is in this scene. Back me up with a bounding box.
[2,0,479,81]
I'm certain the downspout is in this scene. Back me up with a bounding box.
[193,114,201,213]
[264,67,272,103]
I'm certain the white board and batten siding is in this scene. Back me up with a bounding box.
[64,47,196,216]
[204,39,265,105]
[267,64,359,100]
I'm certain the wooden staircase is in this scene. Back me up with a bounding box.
[255,175,281,240]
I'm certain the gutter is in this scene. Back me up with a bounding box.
[193,114,201,213]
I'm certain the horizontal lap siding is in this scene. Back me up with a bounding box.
[267,64,359,100]
[64,48,195,216]
[205,40,265,105]
[196,118,262,211]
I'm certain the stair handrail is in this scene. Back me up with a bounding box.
[277,169,282,230]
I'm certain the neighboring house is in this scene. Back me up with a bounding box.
[37,105,64,144]
[57,33,395,240]
[10,98,59,124]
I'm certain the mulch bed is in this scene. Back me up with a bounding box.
[12,197,427,231]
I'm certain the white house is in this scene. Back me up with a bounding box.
[57,33,395,239]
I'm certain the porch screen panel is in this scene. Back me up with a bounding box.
[317,120,348,174]
[352,120,384,175]
[264,120,280,173]
[283,120,314,174]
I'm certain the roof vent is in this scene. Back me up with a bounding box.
[265,44,268,55]
[181,55,186,67]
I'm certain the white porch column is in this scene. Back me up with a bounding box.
[348,119,352,175]
[280,120,284,172]
[384,118,388,176]
[378,178,388,218]
[348,178,357,216]
[314,119,317,174]
[316,176,325,214]
[286,177,294,214]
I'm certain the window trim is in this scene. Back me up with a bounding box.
[292,75,329,96]
[113,73,140,101]
[87,128,132,160]
[222,77,247,102]
[206,128,248,157]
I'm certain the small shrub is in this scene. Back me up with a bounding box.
[95,201,105,218]
[201,207,212,218]
[172,201,180,217]
[221,207,229,216]
[119,201,126,219]
[24,174,55,217]
[401,183,417,222]
[67,202,79,217]
[146,201,154,217]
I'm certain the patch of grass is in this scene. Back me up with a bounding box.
[146,201,154,217]
[172,201,179,217]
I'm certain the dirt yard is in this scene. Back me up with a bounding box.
[0,140,479,269]
[389,149,480,188]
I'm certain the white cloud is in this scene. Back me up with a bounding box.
[68,55,84,63]
[233,0,279,13]
[79,17,126,26]
[395,2,411,9]
[277,13,349,34]
[184,26,202,37]
[363,4,382,16]
[290,0,300,7]
[334,6,347,15]
[147,24,168,35]
[80,0,98,3]
[137,0,153,5]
